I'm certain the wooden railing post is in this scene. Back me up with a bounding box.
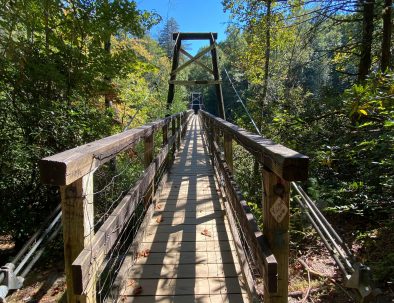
[163,123,168,145]
[176,114,181,150]
[223,132,233,172]
[206,117,213,153]
[262,168,290,303]
[60,173,95,303]
[181,112,187,138]
[144,130,154,206]
[171,117,176,153]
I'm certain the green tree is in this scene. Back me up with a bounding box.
[0,0,159,245]
[158,17,179,58]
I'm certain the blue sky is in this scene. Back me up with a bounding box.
[136,0,231,54]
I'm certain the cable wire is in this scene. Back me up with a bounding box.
[222,67,261,135]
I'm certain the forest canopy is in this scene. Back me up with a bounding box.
[0,0,393,292]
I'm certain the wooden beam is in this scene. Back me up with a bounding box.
[71,140,174,295]
[176,115,181,150]
[179,48,214,75]
[171,117,176,153]
[60,173,95,303]
[262,169,291,302]
[172,32,218,40]
[167,33,181,108]
[210,33,226,120]
[209,138,277,295]
[144,130,154,206]
[200,110,309,181]
[169,80,221,85]
[224,132,233,172]
[39,112,185,186]
[170,44,216,76]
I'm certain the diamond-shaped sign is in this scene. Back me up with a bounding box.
[270,198,288,223]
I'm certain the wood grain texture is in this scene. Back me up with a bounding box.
[60,173,95,303]
[208,129,277,296]
[39,111,191,186]
[111,115,249,303]
[72,140,171,295]
[200,110,308,181]
[262,168,291,303]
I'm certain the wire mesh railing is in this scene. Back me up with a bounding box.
[200,109,309,302]
[38,110,192,303]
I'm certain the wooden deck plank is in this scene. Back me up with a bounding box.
[120,277,247,296]
[143,231,230,243]
[128,263,241,279]
[135,251,239,265]
[146,222,227,232]
[138,240,236,253]
[119,293,250,303]
[109,115,249,302]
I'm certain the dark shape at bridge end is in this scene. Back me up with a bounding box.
[172,32,218,40]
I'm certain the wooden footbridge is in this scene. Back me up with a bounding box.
[39,109,308,303]
[37,32,311,303]
[0,32,368,303]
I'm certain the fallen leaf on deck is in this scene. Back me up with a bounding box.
[127,279,143,295]
[137,248,150,258]
[201,229,211,237]
[155,204,162,210]
[133,285,143,295]
[128,279,137,287]
[156,215,163,223]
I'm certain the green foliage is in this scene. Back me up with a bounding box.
[220,1,394,286]
[0,0,171,244]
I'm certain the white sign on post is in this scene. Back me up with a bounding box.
[270,197,288,223]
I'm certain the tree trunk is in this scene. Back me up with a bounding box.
[104,38,112,108]
[358,0,375,82]
[381,0,392,71]
[260,0,271,116]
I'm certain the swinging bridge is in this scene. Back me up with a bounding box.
[0,33,370,303]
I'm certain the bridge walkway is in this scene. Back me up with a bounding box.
[117,115,249,302]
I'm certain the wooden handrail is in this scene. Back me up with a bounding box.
[39,110,192,303]
[200,110,309,302]
[39,112,188,186]
[199,110,308,181]
[210,138,278,295]
[72,136,174,294]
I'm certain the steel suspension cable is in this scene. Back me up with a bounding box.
[222,67,261,135]
[221,64,356,274]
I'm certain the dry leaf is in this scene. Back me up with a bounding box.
[133,285,143,295]
[137,248,150,258]
[201,228,211,237]
[128,279,137,287]
[156,215,163,223]
[155,204,162,210]
[127,279,143,295]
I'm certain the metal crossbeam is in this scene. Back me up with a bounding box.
[170,44,216,76]
[179,48,214,75]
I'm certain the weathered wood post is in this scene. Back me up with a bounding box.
[199,109,308,302]
[144,128,154,206]
[60,173,95,303]
[206,116,213,154]
[181,112,188,138]
[262,169,290,303]
[163,122,168,146]
[223,132,233,172]
[171,116,176,153]
[176,114,181,150]
[162,122,168,171]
